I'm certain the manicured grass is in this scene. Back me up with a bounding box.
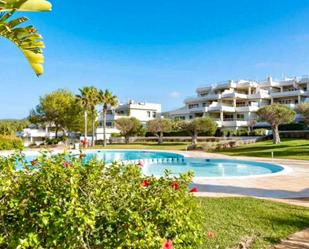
[199,197,309,248]
[217,138,309,160]
[91,142,190,151]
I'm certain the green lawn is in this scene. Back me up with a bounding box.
[199,197,309,248]
[91,142,190,151]
[217,138,309,160]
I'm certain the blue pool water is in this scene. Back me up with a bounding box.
[22,150,284,178]
[142,158,284,178]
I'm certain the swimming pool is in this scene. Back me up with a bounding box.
[141,158,285,178]
[22,150,285,178]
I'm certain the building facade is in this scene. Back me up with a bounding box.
[96,100,161,140]
[166,76,309,129]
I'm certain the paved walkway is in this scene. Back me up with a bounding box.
[275,228,309,249]
[178,151,309,207]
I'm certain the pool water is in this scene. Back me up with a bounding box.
[22,150,284,178]
[142,158,284,178]
[84,150,183,163]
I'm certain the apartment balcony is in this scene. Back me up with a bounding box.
[208,104,235,112]
[184,94,221,104]
[270,90,306,98]
[221,92,248,99]
[188,106,207,113]
[215,120,249,128]
[248,92,271,99]
[235,105,259,112]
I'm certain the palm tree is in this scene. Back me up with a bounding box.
[76,87,94,147]
[0,0,52,76]
[98,90,118,147]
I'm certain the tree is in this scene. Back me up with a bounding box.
[115,117,144,144]
[29,89,82,138]
[296,103,309,127]
[257,104,295,144]
[147,118,172,144]
[0,0,52,76]
[180,117,217,145]
[0,119,29,135]
[76,87,99,147]
[98,89,118,147]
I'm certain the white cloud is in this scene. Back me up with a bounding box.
[169,91,181,98]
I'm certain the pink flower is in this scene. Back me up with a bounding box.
[143,179,150,187]
[64,161,71,168]
[171,182,180,190]
[79,153,86,159]
[190,187,198,193]
[31,159,38,166]
[162,240,173,249]
[208,231,215,238]
[137,160,144,167]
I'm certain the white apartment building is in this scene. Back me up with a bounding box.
[167,76,309,129]
[17,125,57,146]
[96,100,161,140]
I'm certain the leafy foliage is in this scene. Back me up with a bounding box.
[0,119,29,135]
[0,0,52,76]
[147,118,173,144]
[257,104,295,144]
[0,153,203,248]
[0,134,23,150]
[180,117,217,144]
[98,89,118,147]
[29,89,84,137]
[115,117,145,143]
[296,103,309,127]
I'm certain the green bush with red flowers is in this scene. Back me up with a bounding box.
[0,152,203,248]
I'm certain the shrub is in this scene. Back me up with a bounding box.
[45,137,65,145]
[251,128,267,136]
[0,153,203,248]
[0,135,23,150]
[279,122,307,131]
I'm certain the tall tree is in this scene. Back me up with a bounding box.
[180,117,217,145]
[76,87,98,147]
[257,104,295,144]
[0,0,52,76]
[115,117,144,144]
[29,89,83,138]
[98,90,118,147]
[296,103,309,127]
[147,118,172,144]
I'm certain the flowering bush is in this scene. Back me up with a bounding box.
[0,152,203,248]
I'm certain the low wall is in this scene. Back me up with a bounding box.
[109,136,262,144]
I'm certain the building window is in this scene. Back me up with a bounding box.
[236,114,245,120]
[152,112,156,118]
[189,115,193,119]
[202,103,207,107]
[147,111,151,118]
[188,104,199,109]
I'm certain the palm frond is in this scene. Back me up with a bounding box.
[0,0,52,12]
[0,11,45,76]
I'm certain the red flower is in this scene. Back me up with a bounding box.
[190,187,198,193]
[171,181,180,190]
[31,159,38,166]
[137,160,144,167]
[79,153,86,159]
[64,161,71,168]
[162,240,173,249]
[208,231,215,238]
[143,179,150,187]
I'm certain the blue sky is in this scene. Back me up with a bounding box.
[2,0,309,118]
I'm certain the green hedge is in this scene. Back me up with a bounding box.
[279,122,307,131]
[0,153,203,248]
[0,135,23,150]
